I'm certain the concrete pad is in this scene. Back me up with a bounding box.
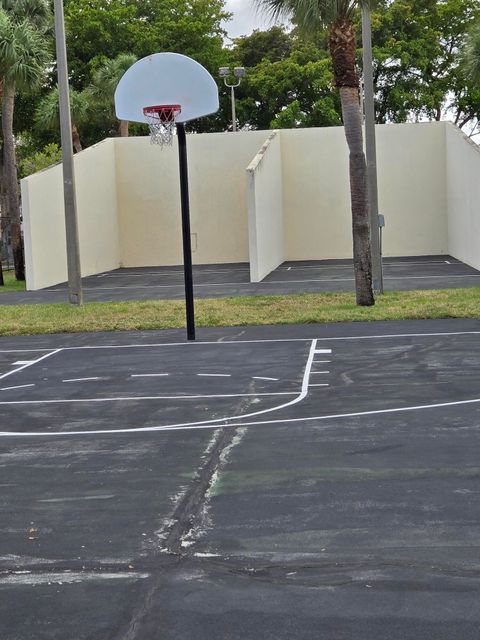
[1,255,480,305]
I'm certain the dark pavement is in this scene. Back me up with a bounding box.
[1,319,480,638]
[2,255,480,305]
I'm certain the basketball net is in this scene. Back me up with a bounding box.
[143,105,181,147]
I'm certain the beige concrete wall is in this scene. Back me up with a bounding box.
[115,131,268,267]
[22,138,120,290]
[446,124,480,270]
[281,121,448,261]
[247,132,284,282]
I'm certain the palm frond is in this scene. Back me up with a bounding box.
[255,0,375,31]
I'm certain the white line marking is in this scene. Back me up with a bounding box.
[4,394,480,438]
[313,331,480,342]
[0,349,56,353]
[0,384,35,391]
[197,373,231,378]
[0,349,62,382]
[310,371,329,374]
[131,373,169,378]
[313,360,331,363]
[308,383,329,387]
[12,360,35,365]
[445,260,451,264]
[60,338,314,351]
[253,376,279,381]
[314,349,332,354]
[0,340,318,436]
[287,266,292,270]
[62,377,105,383]
[0,392,297,406]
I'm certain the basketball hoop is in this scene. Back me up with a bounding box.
[143,104,181,147]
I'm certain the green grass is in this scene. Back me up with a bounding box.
[0,270,26,293]
[0,287,479,336]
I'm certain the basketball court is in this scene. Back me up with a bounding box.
[1,318,480,638]
[2,255,480,305]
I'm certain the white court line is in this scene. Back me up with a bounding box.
[10,330,478,354]
[2,330,479,357]
[4,394,480,438]
[313,331,480,342]
[314,349,332,354]
[0,384,35,391]
[0,391,297,406]
[0,348,58,353]
[0,340,319,436]
[308,383,329,387]
[197,373,231,377]
[131,373,169,378]
[13,360,36,365]
[62,377,106,383]
[310,371,329,374]
[253,376,279,381]
[0,349,62,382]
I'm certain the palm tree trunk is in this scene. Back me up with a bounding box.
[329,19,374,306]
[339,87,374,305]
[1,82,25,281]
[119,119,129,137]
[72,124,83,153]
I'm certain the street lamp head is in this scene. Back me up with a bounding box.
[233,67,246,78]
[218,67,230,78]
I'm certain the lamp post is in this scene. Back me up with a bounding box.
[218,67,246,132]
[53,0,83,304]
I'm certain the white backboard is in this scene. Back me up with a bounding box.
[115,52,219,124]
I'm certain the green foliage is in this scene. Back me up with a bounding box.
[63,0,230,87]
[229,30,341,129]
[18,143,61,179]
[461,20,480,83]
[371,0,480,127]
[0,0,51,91]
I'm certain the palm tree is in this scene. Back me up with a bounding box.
[257,0,374,305]
[0,0,51,281]
[462,21,480,83]
[35,87,90,153]
[89,53,138,137]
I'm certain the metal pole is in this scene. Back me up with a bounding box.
[231,85,237,132]
[53,0,83,305]
[361,4,383,294]
[176,124,195,341]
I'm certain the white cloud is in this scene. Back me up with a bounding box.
[223,0,278,40]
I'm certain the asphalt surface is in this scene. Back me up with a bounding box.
[2,255,480,305]
[1,318,480,638]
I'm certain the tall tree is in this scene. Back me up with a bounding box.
[88,53,138,137]
[462,20,480,81]
[257,0,374,305]
[371,0,480,131]
[35,87,90,153]
[0,0,51,281]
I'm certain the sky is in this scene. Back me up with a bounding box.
[223,0,279,40]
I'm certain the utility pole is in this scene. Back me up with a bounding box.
[53,0,83,305]
[361,4,383,294]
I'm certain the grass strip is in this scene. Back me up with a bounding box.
[0,288,479,336]
[0,270,25,293]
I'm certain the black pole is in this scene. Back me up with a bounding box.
[176,123,195,341]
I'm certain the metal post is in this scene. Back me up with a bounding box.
[231,85,237,132]
[176,124,195,341]
[53,0,83,305]
[361,4,383,294]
